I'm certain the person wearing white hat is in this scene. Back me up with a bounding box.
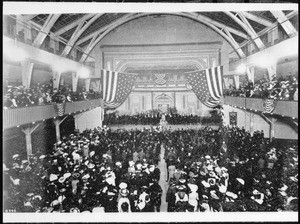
[117,189,131,212]
[188,183,199,211]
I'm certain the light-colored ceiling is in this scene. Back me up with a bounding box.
[13,10,298,63]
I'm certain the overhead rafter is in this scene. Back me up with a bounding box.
[32,14,61,48]
[21,14,39,21]
[79,12,248,63]
[60,14,103,57]
[222,28,246,58]
[236,11,273,27]
[53,13,96,36]
[76,13,133,46]
[76,12,249,50]
[238,10,298,49]
[270,10,298,37]
[190,12,248,40]
[224,11,265,50]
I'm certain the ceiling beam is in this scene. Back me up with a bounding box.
[79,12,247,63]
[238,10,298,49]
[236,11,273,27]
[53,14,96,36]
[191,12,248,40]
[76,13,133,46]
[270,10,298,38]
[224,11,265,50]
[61,14,103,57]
[32,14,61,48]
[21,14,39,21]
[223,28,246,58]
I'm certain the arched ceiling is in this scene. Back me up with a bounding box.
[16,10,298,63]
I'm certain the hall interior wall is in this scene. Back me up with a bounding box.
[90,14,235,115]
[223,104,298,140]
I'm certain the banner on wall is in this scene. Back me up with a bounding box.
[229,111,237,126]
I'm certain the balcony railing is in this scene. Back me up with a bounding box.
[3,99,104,129]
[223,96,298,119]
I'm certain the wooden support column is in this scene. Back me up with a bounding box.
[52,70,62,90]
[260,114,277,141]
[21,60,34,89]
[246,67,255,83]
[249,112,255,135]
[21,123,40,160]
[53,116,68,142]
[270,117,277,141]
[93,79,100,92]
[53,118,61,142]
[223,77,231,89]
[72,72,79,92]
[267,63,277,81]
[85,79,91,91]
[233,75,240,89]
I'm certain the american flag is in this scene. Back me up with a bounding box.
[100,69,137,108]
[53,102,66,116]
[186,66,224,108]
[263,99,277,113]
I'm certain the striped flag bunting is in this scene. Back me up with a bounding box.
[100,69,137,109]
[262,99,277,113]
[186,66,224,108]
[53,102,66,116]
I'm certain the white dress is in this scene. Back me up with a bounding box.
[188,191,199,211]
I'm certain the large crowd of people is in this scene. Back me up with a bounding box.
[3,81,101,110]
[163,126,298,212]
[103,111,222,126]
[3,124,298,213]
[224,74,298,101]
[3,127,163,213]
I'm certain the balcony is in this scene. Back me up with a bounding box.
[223,96,298,119]
[3,99,104,129]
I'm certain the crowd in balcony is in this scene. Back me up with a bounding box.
[223,74,298,101]
[3,81,102,110]
[3,124,298,213]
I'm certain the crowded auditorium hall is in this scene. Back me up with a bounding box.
[2,1,298,223]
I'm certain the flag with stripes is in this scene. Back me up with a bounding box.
[53,102,66,116]
[262,99,277,113]
[186,66,224,108]
[100,69,137,108]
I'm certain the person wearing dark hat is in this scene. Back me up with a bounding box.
[174,189,194,212]
[117,188,131,212]
[166,179,177,212]
[148,179,162,212]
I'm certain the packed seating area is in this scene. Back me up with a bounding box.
[163,126,298,212]
[3,125,298,212]
[103,111,222,126]
[3,127,162,213]
[3,81,101,109]
[223,74,298,101]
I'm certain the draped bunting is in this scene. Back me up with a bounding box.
[100,69,137,109]
[186,66,224,108]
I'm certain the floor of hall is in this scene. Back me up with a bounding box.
[158,143,168,212]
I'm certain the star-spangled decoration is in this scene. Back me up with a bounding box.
[186,66,223,108]
[101,70,137,108]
